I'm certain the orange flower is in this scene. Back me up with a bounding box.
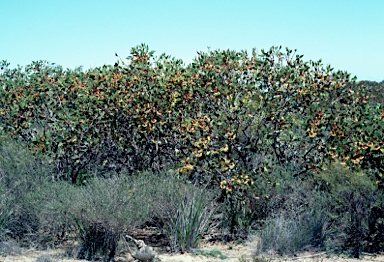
[219,144,229,152]
[178,164,194,174]
[328,151,338,159]
[351,155,364,165]
[307,128,317,138]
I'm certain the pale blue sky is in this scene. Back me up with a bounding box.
[1,0,383,81]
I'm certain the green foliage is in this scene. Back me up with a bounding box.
[0,140,12,238]
[0,176,11,239]
[191,249,228,259]
[238,257,271,262]
[0,135,152,259]
[253,167,328,255]
[253,162,383,257]
[75,223,119,262]
[0,133,218,258]
[316,162,380,257]
[1,44,383,240]
[255,199,327,256]
[358,80,384,105]
[143,170,218,252]
[256,215,312,255]
[68,174,154,261]
[71,175,152,233]
[170,191,216,252]
[0,134,55,245]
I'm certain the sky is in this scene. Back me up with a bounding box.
[1,0,383,81]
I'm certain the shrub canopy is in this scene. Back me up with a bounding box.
[0,45,383,191]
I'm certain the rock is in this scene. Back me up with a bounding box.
[125,235,160,262]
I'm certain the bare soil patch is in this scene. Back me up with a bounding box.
[1,228,384,262]
[2,241,384,262]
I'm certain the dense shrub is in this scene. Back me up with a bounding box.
[1,44,383,251]
[358,80,384,105]
[2,46,382,184]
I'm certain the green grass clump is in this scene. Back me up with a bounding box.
[140,170,219,252]
[191,249,228,260]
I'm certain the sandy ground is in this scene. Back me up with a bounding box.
[2,241,384,262]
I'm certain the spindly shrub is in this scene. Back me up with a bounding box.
[252,165,328,255]
[68,174,153,261]
[0,175,11,240]
[316,162,380,258]
[0,134,54,245]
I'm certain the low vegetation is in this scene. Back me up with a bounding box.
[0,45,383,261]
